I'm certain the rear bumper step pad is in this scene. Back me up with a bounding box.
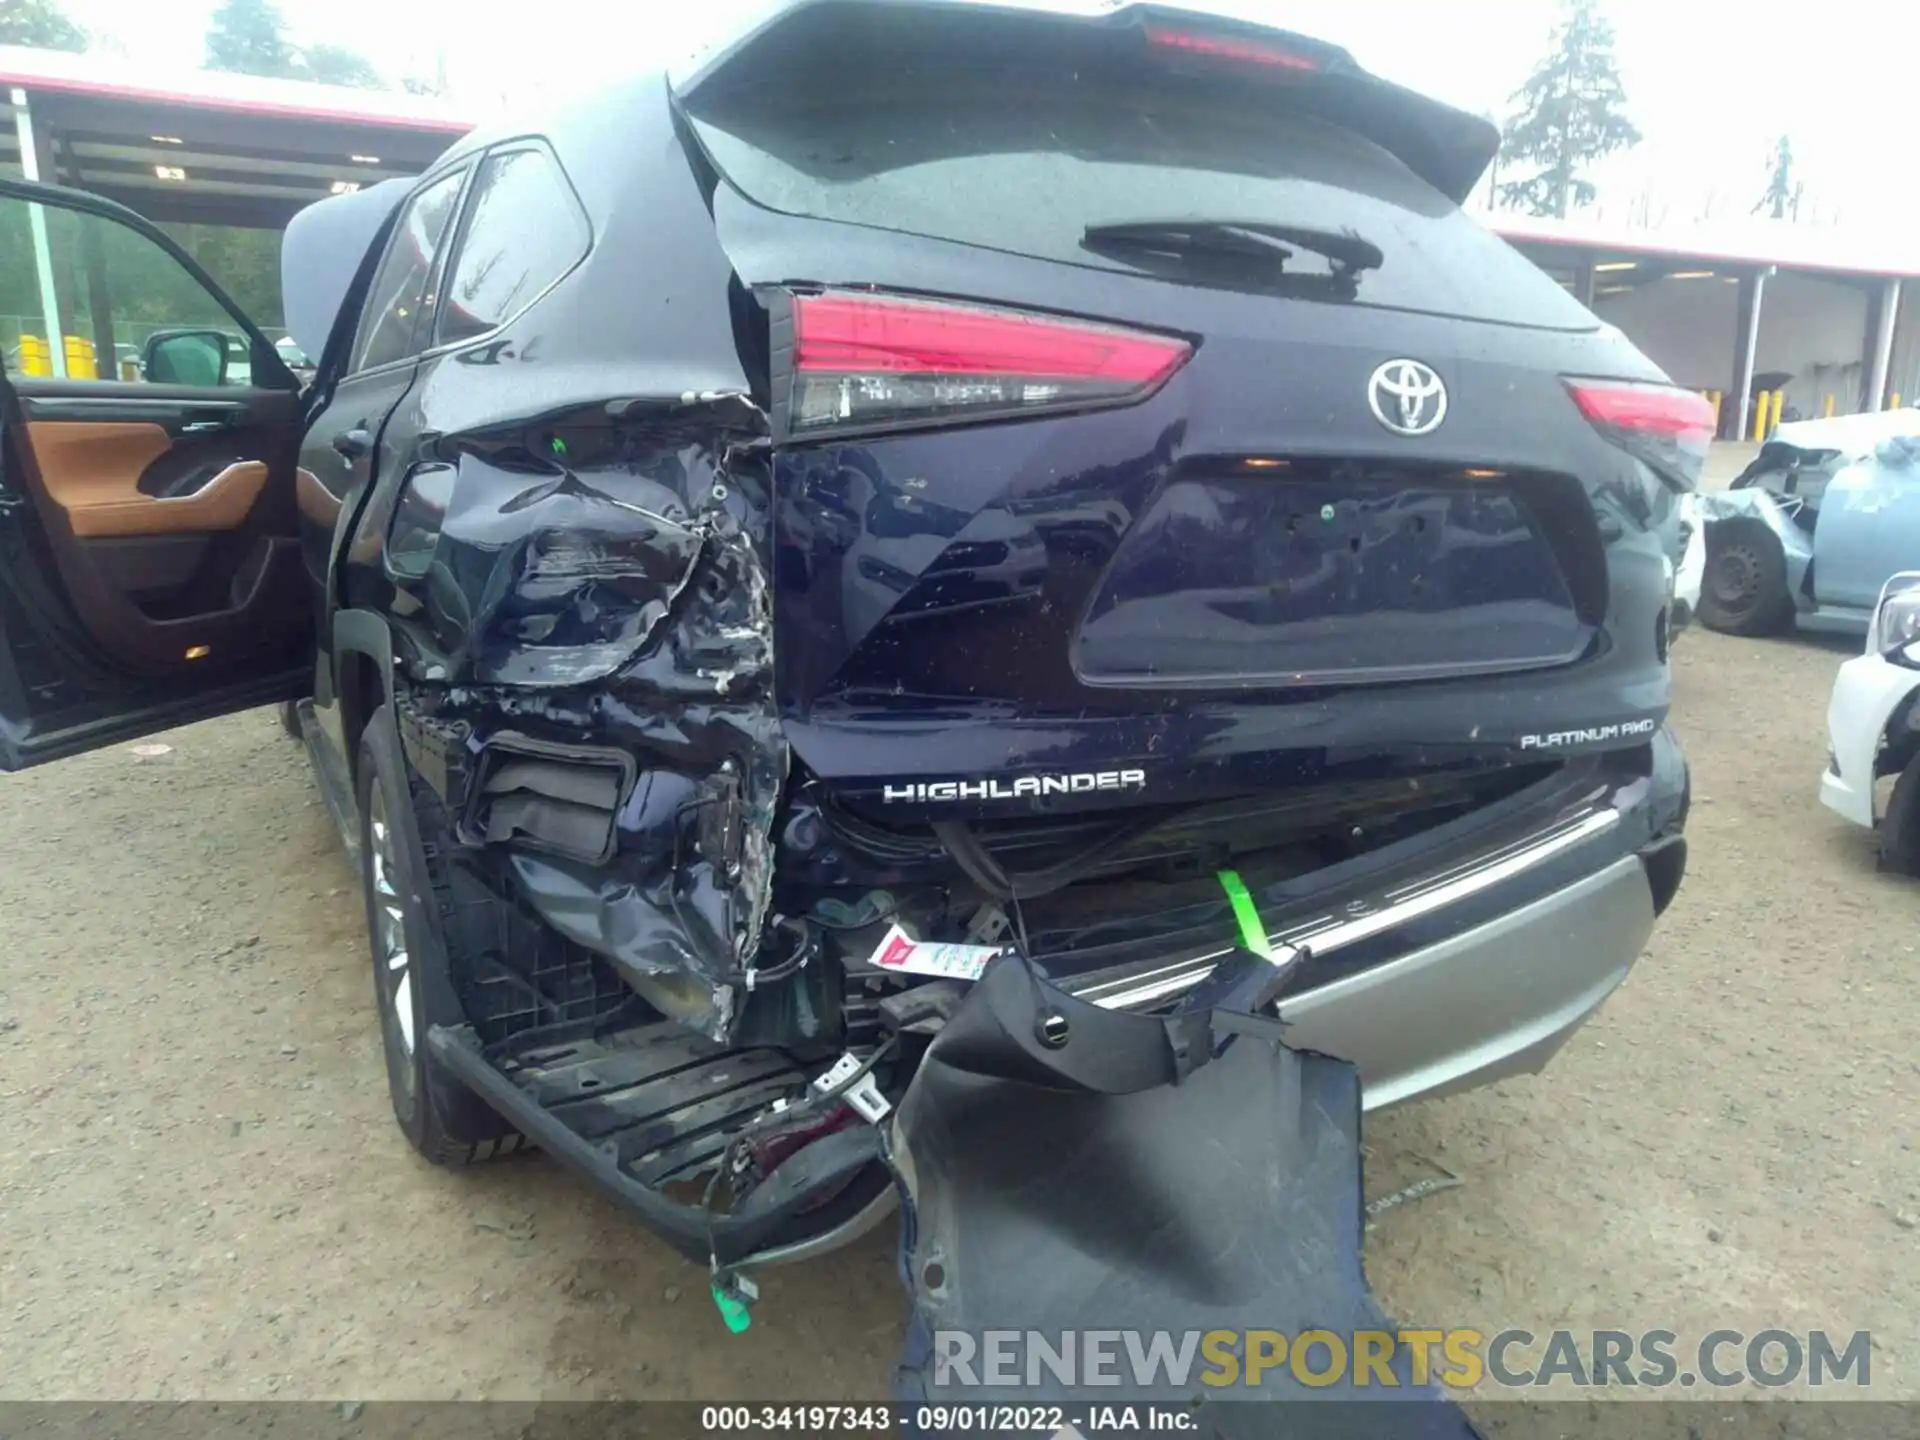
[428,1021,887,1262]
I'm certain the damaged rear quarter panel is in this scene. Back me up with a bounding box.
[414,410,784,1042]
[341,71,791,1039]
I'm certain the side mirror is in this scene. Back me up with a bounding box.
[142,329,230,387]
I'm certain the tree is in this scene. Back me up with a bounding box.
[1754,135,1801,221]
[1497,0,1642,218]
[400,47,450,98]
[204,0,388,90]
[1,0,89,52]
[304,42,383,90]
[166,225,284,327]
[204,0,300,78]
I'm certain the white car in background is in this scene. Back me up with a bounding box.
[1820,571,1920,872]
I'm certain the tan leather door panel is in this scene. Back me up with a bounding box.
[24,420,270,538]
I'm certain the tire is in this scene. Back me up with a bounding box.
[277,700,304,741]
[1697,517,1795,637]
[357,703,524,1166]
[1879,751,1920,877]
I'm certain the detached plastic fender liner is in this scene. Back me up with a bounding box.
[886,955,1483,1434]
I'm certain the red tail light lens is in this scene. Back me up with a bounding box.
[1567,380,1717,442]
[1566,379,1716,489]
[789,292,1192,437]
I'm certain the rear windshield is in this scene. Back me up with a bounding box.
[682,69,1594,330]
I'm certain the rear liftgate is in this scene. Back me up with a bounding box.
[888,951,1482,1439]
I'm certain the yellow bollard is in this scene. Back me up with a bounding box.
[18,335,49,377]
[62,335,97,381]
[1772,389,1787,432]
[1892,393,1904,411]
[1824,393,1836,418]
[1751,391,1769,442]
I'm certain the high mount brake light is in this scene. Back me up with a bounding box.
[788,292,1192,437]
[1566,378,1717,489]
[1144,26,1320,71]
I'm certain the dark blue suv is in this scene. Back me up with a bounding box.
[0,2,1690,1406]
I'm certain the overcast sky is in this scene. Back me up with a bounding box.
[60,0,1920,231]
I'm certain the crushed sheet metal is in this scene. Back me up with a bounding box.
[1687,487,1814,595]
[400,393,783,1042]
[1671,510,1704,630]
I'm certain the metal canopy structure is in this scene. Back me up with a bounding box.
[0,40,1910,436]
[1492,211,1915,438]
[0,43,468,230]
[1492,210,1920,284]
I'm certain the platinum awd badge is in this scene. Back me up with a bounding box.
[1519,719,1659,750]
[882,768,1148,804]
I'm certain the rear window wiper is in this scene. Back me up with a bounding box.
[1082,219,1385,280]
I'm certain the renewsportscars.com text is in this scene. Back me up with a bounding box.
[931,1328,1873,1391]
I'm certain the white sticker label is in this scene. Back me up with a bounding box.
[865,924,1007,981]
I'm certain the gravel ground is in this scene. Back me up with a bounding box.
[1,625,1915,1404]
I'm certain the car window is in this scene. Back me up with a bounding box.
[350,167,467,373]
[0,192,274,388]
[685,64,1593,330]
[437,147,588,345]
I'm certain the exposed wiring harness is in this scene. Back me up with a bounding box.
[741,915,817,991]
[700,1034,900,1284]
[932,813,1172,901]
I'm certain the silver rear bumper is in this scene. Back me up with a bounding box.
[755,793,1663,1267]
[1278,855,1651,1108]
[1066,801,1656,1110]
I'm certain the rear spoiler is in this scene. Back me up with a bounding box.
[669,0,1500,207]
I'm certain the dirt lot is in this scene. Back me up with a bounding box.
[2,626,1916,1404]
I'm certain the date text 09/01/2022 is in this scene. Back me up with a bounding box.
[698,1403,1199,1433]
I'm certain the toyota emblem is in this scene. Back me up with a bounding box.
[1368,358,1448,437]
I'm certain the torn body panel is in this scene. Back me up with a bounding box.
[1688,487,1815,598]
[1699,423,1920,627]
[889,953,1482,1436]
[389,395,786,1043]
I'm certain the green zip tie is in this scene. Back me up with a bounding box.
[711,1279,753,1334]
[1217,869,1275,961]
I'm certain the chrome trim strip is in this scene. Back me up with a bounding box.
[1069,802,1623,1012]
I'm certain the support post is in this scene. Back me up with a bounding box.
[1863,278,1902,414]
[1574,259,1597,308]
[55,132,116,376]
[1730,268,1771,442]
[11,87,66,378]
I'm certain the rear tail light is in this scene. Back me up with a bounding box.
[1565,378,1716,489]
[787,291,1191,438]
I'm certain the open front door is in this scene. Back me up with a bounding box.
[0,180,310,771]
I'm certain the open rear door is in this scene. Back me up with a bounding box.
[0,179,310,770]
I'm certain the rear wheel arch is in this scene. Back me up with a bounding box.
[356,699,521,1163]
[332,608,395,782]
[1873,688,1920,787]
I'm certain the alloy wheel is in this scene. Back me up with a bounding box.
[368,786,417,1065]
